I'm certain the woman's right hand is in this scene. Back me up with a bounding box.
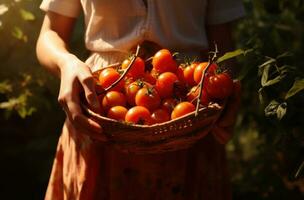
[57,54,106,141]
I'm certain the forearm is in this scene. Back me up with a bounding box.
[36,12,77,78]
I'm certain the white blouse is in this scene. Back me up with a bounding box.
[40,0,245,53]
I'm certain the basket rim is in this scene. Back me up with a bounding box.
[82,102,223,129]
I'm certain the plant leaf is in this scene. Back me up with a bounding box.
[276,52,293,60]
[263,74,287,87]
[217,49,252,63]
[264,100,279,117]
[285,78,304,99]
[258,58,276,70]
[276,102,287,120]
[0,81,12,93]
[12,26,27,42]
[295,160,304,179]
[20,9,35,21]
[261,65,270,87]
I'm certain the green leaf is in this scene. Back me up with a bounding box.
[217,49,253,63]
[276,102,287,120]
[263,74,287,87]
[285,78,304,99]
[295,160,304,179]
[258,58,276,70]
[11,26,27,42]
[276,52,293,60]
[261,65,270,86]
[0,98,20,110]
[264,100,279,117]
[264,100,287,120]
[19,9,35,21]
[258,88,264,104]
[0,81,12,93]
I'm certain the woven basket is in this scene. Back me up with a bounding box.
[82,102,224,154]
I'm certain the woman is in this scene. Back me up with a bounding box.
[36,0,244,199]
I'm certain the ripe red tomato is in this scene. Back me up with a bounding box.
[125,81,151,106]
[121,57,145,79]
[99,68,124,91]
[151,108,170,124]
[152,49,178,73]
[187,86,209,106]
[102,91,126,112]
[193,62,217,84]
[206,73,234,99]
[183,62,198,86]
[125,106,151,125]
[176,65,185,84]
[143,71,156,85]
[161,98,178,113]
[135,87,161,111]
[107,106,128,121]
[155,72,178,99]
[171,102,195,120]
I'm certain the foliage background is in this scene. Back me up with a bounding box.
[0,0,303,199]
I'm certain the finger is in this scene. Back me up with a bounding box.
[217,81,241,127]
[78,68,101,113]
[212,125,233,144]
[66,97,103,134]
[75,117,108,142]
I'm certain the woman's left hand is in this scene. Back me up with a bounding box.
[212,81,241,144]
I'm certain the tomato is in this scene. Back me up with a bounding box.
[99,68,124,92]
[125,80,151,106]
[152,49,178,73]
[102,91,126,112]
[176,65,185,84]
[143,71,156,85]
[124,76,134,87]
[161,98,178,113]
[151,108,170,124]
[135,87,161,111]
[125,106,151,125]
[171,102,195,120]
[107,106,128,121]
[150,68,159,79]
[155,72,178,99]
[121,57,145,79]
[183,62,198,86]
[193,62,217,84]
[206,72,234,99]
[187,86,209,106]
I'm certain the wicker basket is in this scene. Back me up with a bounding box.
[82,102,224,154]
[86,48,225,154]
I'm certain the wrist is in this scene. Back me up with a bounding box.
[56,53,78,76]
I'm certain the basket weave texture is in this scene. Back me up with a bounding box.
[83,103,223,154]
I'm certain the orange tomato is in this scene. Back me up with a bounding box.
[125,106,151,125]
[171,102,195,119]
[107,106,128,121]
[152,49,178,73]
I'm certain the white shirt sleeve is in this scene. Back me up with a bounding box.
[40,0,82,18]
[206,0,245,25]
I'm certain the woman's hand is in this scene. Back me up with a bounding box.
[58,54,106,141]
[212,81,241,144]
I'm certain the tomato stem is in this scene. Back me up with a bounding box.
[104,45,141,92]
[195,43,219,116]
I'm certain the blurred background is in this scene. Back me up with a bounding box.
[0,0,303,199]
